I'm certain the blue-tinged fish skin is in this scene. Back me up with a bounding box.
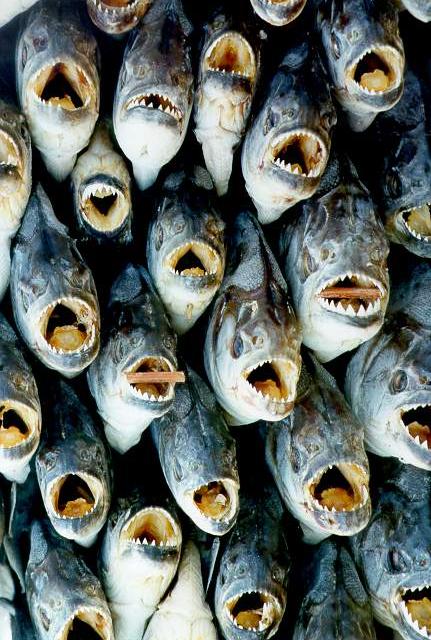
[241,41,336,224]
[10,184,100,378]
[400,0,431,21]
[249,0,307,26]
[87,0,153,35]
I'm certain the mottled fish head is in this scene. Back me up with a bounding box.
[87,0,153,35]
[318,0,404,118]
[401,0,431,21]
[353,465,431,639]
[284,179,389,361]
[249,0,307,26]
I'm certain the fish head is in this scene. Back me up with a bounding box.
[87,0,153,35]
[287,181,389,360]
[249,0,307,27]
[400,0,431,21]
[318,0,404,114]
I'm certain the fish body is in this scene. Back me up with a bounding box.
[241,42,336,224]
[16,0,100,181]
[113,0,194,190]
[147,168,225,334]
[143,541,218,640]
[205,210,301,425]
[0,598,37,640]
[36,380,111,548]
[351,462,431,640]
[279,157,389,362]
[0,0,39,28]
[71,119,133,245]
[10,184,100,378]
[87,263,178,453]
[317,0,405,132]
[99,487,182,640]
[249,0,307,26]
[153,366,239,535]
[0,100,32,301]
[194,7,260,196]
[292,540,376,640]
[0,315,41,484]
[266,355,371,544]
[87,0,153,35]
[400,0,431,20]
[215,486,290,639]
[26,519,114,640]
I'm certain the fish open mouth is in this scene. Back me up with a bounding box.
[271,130,327,178]
[203,32,256,80]
[39,298,97,355]
[165,241,222,279]
[317,273,385,318]
[0,402,36,449]
[120,507,181,549]
[92,0,142,10]
[126,93,182,123]
[308,463,369,513]
[60,607,111,640]
[400,405,431,452]
[193,480,236,521]
[32,61,92,111]
[348,46,403,95]
[0,130,21,186]
[50,473,100,520]
[401,205,431,242]
[226,591,282,633]
[399,585,431,638]
[80,182,129,233]
[242,359,296,405]
[126,356,175,402]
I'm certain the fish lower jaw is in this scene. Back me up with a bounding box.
[165,241,222,280]
[270,129,327,180]
[307,462,369,514]
[316,272,386,319]
[38,297,98,357]
[129,386,174,403]
[90,0,141,13]
[42,323,97,356]
[203,32,257,82]
[241,357,297,410]
[225,591,281,634]
[401,205,431,242]
[125,94,182,123]
[59,606,113,640]
[398,587,431,639]
[399,404,431,453]
[347,45,404,96]
[120,507,182,551]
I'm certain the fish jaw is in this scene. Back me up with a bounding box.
[249,0,307,26]
[220,589,285,639]
[0,399,41,484]
[180,478,240,536]
[87,0,153,35]
[401,0,431,21]
[388,204,431,259]
[56,606,114,640]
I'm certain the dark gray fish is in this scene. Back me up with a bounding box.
[113,0,194,190]
[152,366,239,536]
[36,380,111,548]
[215,485,290,639]
[266,355,371,544]
[0,314,41,484]
[26,519,114,640]
[10,184,100,378]
[87,0,153,35]
[194,7,260,196]
[241,41,336,224]
[0,99,32,301]
[16,0,100,180]
[317,0,405,132]
[87,263,178,454]
[71,120,133,245]
[0,488,3,546]
[99,485,182,640]
[147,167,225,334]
[351,462,431,639]
[249,0,307,26]
[0,0,40,27]
[279,156,389,362]
[292,540,376,640]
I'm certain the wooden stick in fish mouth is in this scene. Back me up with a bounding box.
[50,473,100,520]
[226,591,282,633]
[59,607,113,640]
[399,585,431,637]
[126,371,185,384]
[120,507,182,549]
[125,357,180,401]
[317,274,385,318]
[347,45,403,95]
[318,287,381,300]
[203,32,257,81]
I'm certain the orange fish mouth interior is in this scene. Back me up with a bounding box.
[0,405,31,448]
[204,33,256,80]
[349,47,402,94]
[242,359,295,404]
[0,130,22,182]
[52,474,97,519]
[33,62,91,111]
[80,182,129,232]
[193,481,231,520]
[41,300,96,354]
[166,241,221,279]
[400,586,431,636]
[309,464,368,512]
[402,205,431,240]
[271,132,326,178]
[401,406,431,451]
[127,356,175,401]
[226,591,281,633]
[61,609,110,640]
[121,508,181,549]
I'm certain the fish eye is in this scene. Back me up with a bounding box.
[33,35,47,52]
[387,548,411,574]
[272,565,285,583]
[289,446,303,473]
[303,247,317,277]
[387,173,401,198]
[320,247,330,261]
[232,334,243,358]
[154,223,164,251]
[330,31,341,59]
[21,42,28,68]
[391,369,408,393]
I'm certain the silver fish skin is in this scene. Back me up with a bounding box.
[36,380,111,548]
[215,486,290,640]
[71,119,133,245]
[249,0,307,26]
[400,0,431,21]
[266,356,371,545]
[143,541,218,640]
[292,540,376,640]
[204,210,301,426]
[194,7,260,196]
[87,0,153,35]
[87,263,178,454]
[0,598,37,640]
[0,100,32,302]
[147,167,225,334]
[0,0,39,28]
[152,366,239,536]
[279,159,389,362]
[10,184,100,378]
[99,488,182,640]
[16,0,100,180]
[26,519,114,640]
[113,0,194,190]
[317,0,405,132]
[0,314,41,484]
[350,462,431,640]
[241,41,336,224]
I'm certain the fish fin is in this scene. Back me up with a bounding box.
[205,536,220,595]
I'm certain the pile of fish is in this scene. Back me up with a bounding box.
[0,0,431,638]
